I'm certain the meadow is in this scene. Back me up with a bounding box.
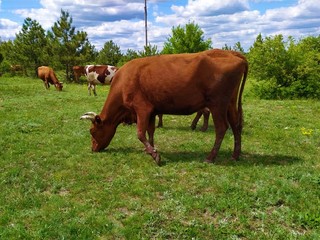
[0,76,319,239]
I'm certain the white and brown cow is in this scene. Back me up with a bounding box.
[85,65,118,96]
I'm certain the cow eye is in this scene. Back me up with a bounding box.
[95,116,102,124]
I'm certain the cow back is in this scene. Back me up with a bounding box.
[111,51,246,115]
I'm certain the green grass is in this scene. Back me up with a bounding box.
[0,76,319,239]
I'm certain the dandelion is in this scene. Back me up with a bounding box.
[301,127,313,136]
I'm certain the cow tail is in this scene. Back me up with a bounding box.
[237,61,248,130]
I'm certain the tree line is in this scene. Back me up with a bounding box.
[0,10,319,99]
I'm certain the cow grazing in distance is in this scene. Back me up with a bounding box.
[85,65,118,96]
[81,49,248,165]
[157,108,210,130]
[72,65,85,82]
[10,64,23,72]
[10,64,24,75]
[37,66,63,91]
[191,108,211,132]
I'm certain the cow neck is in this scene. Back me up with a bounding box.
[99,97,126,126]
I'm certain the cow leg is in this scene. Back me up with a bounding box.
[136,110,161,165]
[147,115,156,146]
[157,114,163,128]
[227,105,243,160]
[191,111,202,130]
[93,85,97,96]
[88,83,91,95]
[44,79,49,89]
[200,108,210,132]
[205,106,229,163]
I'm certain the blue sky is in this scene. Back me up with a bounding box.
[1,0,319,52]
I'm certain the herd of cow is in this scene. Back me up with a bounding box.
[37,64,118,95]
[37,49,248,165]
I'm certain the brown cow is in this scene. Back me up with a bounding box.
[37,66,63,91]
[80,49,248,165]
[72,65,85,82]
[85,65,118,96]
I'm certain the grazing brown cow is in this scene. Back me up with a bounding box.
[37,66,63,91]
[85,65,118,96]
[81,49,248,165]
[72,65,85,82]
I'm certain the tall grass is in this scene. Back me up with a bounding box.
[0,77,319,239]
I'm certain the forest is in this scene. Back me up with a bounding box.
[0,10,319,99]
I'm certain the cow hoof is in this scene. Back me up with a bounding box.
[231,156,239,161]
[154,154,161,166]
[204,158,214,164]
[151,152,161,166]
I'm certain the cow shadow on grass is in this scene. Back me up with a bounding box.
[101,147,301,167]
[160,150,301,167]
[158,125,215,133]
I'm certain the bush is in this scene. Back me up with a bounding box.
[248,34,320,99]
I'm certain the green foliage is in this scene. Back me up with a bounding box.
[138,44,159,57]
[117,49,139,66]
[117,45,159,66]
[222,41,245,54]
[162,22,212,54]
[96,40,122,66]
[248,34,320,99]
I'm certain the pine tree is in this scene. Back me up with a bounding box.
[49,10,95,81]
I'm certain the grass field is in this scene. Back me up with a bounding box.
[0,76,319,239]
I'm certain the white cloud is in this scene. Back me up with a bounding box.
[0,18,20,39]
[171,0,249,17]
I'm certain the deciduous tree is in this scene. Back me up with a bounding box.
[162,22,212,54]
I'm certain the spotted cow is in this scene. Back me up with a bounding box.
[85,65,118,96]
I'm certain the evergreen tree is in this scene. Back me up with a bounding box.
[138,44,159,57]
[50,10,95,81]
[12,18,47,76]
[97,40,122,66]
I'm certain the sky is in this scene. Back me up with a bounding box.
[0,0,319,52]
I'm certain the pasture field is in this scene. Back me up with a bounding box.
[0,76,319,239]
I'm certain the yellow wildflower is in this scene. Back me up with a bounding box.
[301,127,313,136]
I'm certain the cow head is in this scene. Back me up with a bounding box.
[80,112,116,152]
[55,82,63,91]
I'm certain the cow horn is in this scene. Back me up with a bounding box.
[80,112,98,122]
